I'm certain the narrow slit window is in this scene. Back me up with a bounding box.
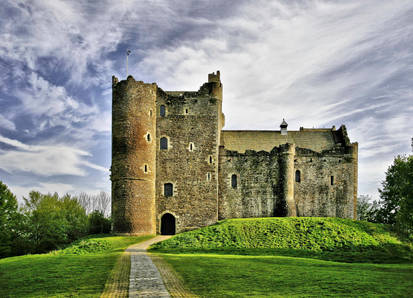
[149,109,153,116]
[189,143,193,151]
[160,137,168,150]
[160,105,166,117]
[185,108,189,114]
[295,170,301,183]
[331,176,334,185]
[164,183,173,197]
[231,174,237,189]
[144,165,148,173]
[209,156,213,164]
[207,172,211,181]
[146,133,151,142]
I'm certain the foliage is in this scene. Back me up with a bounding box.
[0,235,152,297]
[377,155,413,237]
[88,210,112,234]
[21,191,88,253]
[357,194,380,221]
[0,181,19,257]
[158,252,413,297]
[151,217,413,263]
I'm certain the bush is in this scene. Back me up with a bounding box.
[88,210,111,234]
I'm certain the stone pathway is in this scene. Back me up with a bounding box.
[128,236,172,298]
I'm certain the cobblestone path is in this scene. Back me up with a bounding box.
[128,236,172,298]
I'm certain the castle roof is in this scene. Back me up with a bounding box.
[221,127,348,153]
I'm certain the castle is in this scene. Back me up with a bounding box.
[111,71,358,235]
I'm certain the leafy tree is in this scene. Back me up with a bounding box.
[22,192,88,252]
[357,195,380,222]
[88,210,112,234]
[0,181,19,257]
[378,155,413,237]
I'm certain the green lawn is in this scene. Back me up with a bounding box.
[158,252,413,297]
[0,235,152,297]
[151,218,413,297]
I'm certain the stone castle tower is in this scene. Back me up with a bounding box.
[111,72,358,235]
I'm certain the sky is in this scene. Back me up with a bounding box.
[0,0,412,202]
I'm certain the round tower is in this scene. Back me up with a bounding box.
[111,75,157,235]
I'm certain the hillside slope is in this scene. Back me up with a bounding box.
[151,217,412,263]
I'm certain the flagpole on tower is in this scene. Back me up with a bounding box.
[126,50,131,78]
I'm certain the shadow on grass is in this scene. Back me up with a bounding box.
[150,242,413,264]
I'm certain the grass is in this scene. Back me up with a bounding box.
[157,252,413,297]
[150,217,413,297]
[0,234,153,298]
[151,217,413,263]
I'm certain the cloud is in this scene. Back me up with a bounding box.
[1,0,412,201]
[10,183,75,201]
[0,135,107,176]
[0,114,15,131]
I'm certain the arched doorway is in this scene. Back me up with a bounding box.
[161,213,176,235]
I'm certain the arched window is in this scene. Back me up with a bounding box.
[331,176,334,185]
[164,183,173,197]
[160,105,166,117]
[295,170,301,183]
[231,174,237,189]
[160,137,168,150]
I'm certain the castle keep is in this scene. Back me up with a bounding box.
[111,71,358,235]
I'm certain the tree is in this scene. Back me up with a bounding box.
[357,195,380,222]
[0,181,19,257]
[77,191,111,217]
[378,155,413,237]
[88,210,111,234]
[22,192,88,252]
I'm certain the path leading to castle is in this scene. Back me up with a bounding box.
[128,236,172,298]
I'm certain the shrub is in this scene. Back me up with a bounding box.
[88,210,111,234]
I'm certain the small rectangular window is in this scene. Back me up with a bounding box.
[231,174,237,189]
[164,183,173,197]
[160,105,166,117]
[160,137,168,150]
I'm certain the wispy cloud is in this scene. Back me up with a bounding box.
[0,0,412,200]
[0,135,107,176]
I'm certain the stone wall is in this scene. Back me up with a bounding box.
[293,146,356,218]
[111,76,157,234]
[218,143,357,220]
[155,82,221,233]
[218,147,283,219]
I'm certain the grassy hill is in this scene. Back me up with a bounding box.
[151,217,413,263]
[0,235,152,297]
[150,218,413,297]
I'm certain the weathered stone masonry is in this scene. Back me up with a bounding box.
[111,71,358,235]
